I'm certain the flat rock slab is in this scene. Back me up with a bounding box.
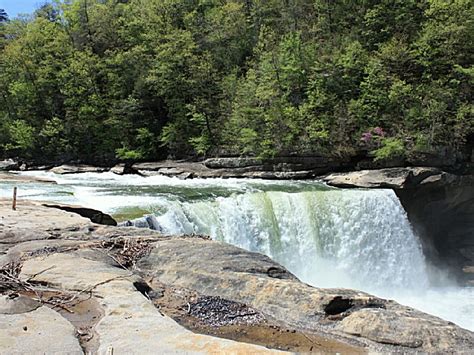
[0,172,56,183]
[0,199,89,245]
[19,253,285,354]
[0,305,83,354]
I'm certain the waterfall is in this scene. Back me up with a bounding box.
[3,172,472,330]
[152,188,429,293]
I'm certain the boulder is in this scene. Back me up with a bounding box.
[118,214,162,231]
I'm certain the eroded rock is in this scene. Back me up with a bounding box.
[138,237,474,353]
[322,167,444,189]
[43,204,117,226]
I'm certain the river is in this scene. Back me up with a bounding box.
[1,171,473,331]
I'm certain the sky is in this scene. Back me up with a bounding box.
[0,0,42,18]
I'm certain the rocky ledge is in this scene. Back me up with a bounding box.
[1,199,473,354]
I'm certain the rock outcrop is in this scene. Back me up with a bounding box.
[138,237,474,353]
[1,199,473,353]
[322,166,445,189]
[127,157,342,179]
[396,176,474,286]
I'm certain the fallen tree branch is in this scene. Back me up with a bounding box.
[60,274,133,305]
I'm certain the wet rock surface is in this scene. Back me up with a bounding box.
[1,199,474,354]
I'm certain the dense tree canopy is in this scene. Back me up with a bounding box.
[0,0,472,162]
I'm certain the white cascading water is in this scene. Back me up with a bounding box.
[153,189,429,292]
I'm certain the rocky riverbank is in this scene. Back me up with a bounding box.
[1,199,474,353]
[3,152,472,179]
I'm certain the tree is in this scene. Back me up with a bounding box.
[0,9,8,23]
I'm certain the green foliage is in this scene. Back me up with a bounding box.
[372,138,405,162]
[3,120,35,153]
[116,127,156,160]
[0,0,471,162]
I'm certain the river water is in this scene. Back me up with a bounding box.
[1,171,473,330]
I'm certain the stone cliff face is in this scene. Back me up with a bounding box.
[396,177,474,286]
[323,168,474,285]
[1,200,473,353]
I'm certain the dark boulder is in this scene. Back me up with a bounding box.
[42,204,117,226]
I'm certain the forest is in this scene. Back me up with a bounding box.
[0,0,472,163]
